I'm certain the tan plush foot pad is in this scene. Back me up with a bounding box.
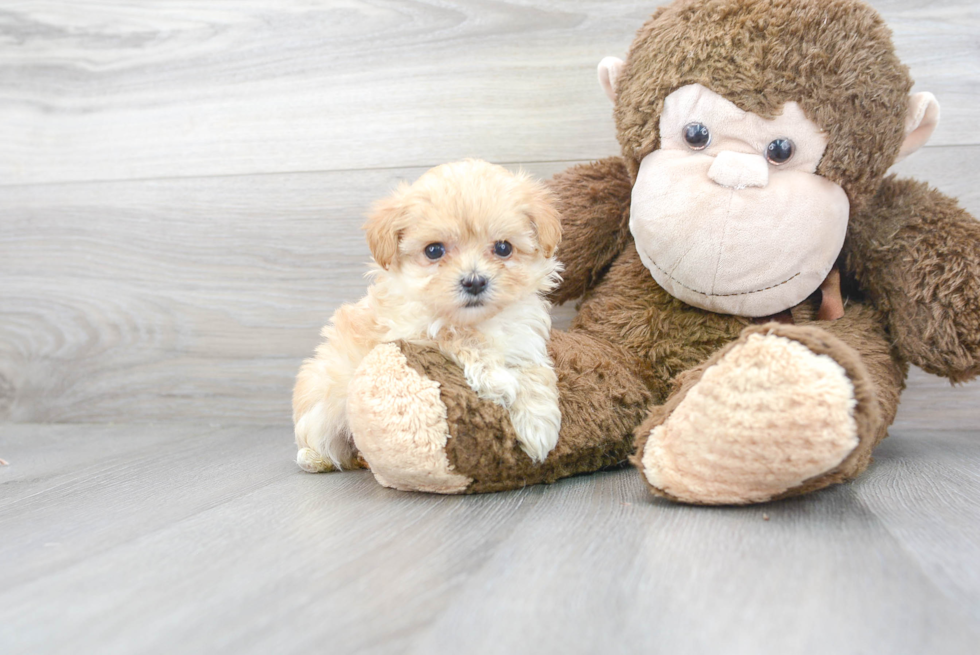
[640,332,860,504]
[347,343,472,494]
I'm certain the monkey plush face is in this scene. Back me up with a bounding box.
[629,84,849,317]
[596,0,941,317]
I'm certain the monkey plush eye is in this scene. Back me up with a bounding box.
[683,122,711,150]
[424,243,446,260]
[493,241,513,258]
[766,138,795,165]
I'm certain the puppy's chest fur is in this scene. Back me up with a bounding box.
[431,296,554,408]
[364,273,561,464]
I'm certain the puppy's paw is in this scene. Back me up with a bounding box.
[293,401,356,471]
[463,362,520,407]
[509,404,561,464]
[296,447,336,473]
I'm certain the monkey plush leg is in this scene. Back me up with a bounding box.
[345,343,472,493]
[346,333,651,494]
[632,310,904,505]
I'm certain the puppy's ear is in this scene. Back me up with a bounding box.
[523,180,562,258]
[363,186,411,270]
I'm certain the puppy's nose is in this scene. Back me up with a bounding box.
[460,274,489,296]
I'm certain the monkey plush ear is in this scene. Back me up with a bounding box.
[895,92,941,163]
[598,57,625,103]
[363,188,411,270]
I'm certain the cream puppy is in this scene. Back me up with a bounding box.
[293,159,563,473]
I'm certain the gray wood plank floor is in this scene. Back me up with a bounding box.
[2,421,980,655]
[2,1,979,653]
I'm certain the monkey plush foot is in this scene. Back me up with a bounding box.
[347,343,472,494]
[632,325,879,505]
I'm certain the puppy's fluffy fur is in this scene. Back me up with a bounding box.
[293,159,563,472]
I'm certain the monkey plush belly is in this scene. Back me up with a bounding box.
[571,244,749,401]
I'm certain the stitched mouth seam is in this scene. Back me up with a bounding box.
[648,257,801,297]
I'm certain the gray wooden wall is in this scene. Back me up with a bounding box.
[2,0,979,425]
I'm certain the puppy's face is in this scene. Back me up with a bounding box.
[364,160,561,326]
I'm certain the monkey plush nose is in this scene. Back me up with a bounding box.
[461,274,489,296]
[708,151,769,189]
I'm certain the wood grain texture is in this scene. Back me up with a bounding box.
[855,428,980,626]
[1,0,979,424]
[1,423,980,655]
[0,161,571,423]
[0,0,977,186]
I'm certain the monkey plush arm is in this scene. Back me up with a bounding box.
[843,175,980,382]
[546,157,635,304]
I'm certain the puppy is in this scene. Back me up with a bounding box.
[293,159,563,473]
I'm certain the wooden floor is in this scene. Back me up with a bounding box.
[2,411,980,654]
[2,1,979,653]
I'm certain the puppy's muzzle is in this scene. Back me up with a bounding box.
[460,274,489,297]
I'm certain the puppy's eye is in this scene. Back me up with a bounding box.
[683,122,710,150]
[493,241,513,258]
[424,243,445,260]
[766,138,795,165]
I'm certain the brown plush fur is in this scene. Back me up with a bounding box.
[546,159,635,304]
[569,242,750,402]
[630,318,904,503]
[356,0,978,502]
[399,333,651,493]
[844,176,980,383]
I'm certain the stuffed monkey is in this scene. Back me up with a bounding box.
[329,0,980,503]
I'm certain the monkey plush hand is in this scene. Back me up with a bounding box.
[342,0,980,503]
